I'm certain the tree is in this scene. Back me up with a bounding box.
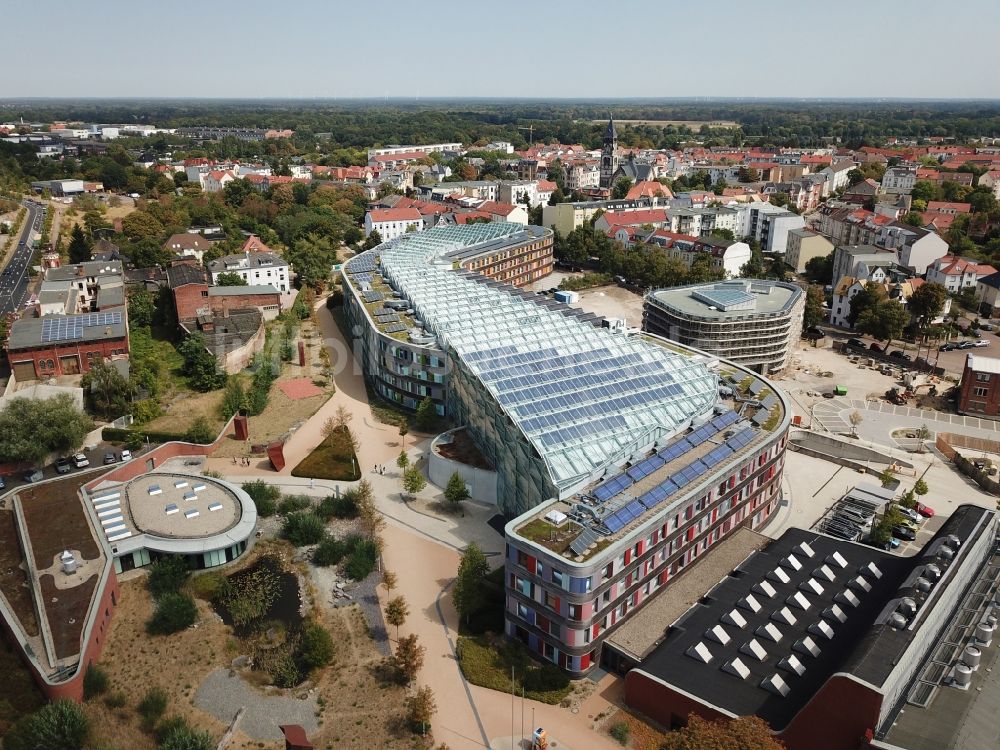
[879,466,897,488]
[914,477,929,496]
[178,333,227,392]
[611,176,633,199]
[355,479,385,538]
[453,543,490,624]
[444,472,470,507]
[146,592,198,635]
[405,685,437,734]
[2,699,90,750]
[847,168,865,186]
[185,416,216,444]
[382,570,398,593]
[330,404,353,432]
[740,242,767,279]
[385,595,409,641]
[362,229,383,250]
[215,271,247,286]
[402,465,427,497]
[414,396,436,432]
[128,288,156,328]
[220,376,246,419]
[396,449,410,472]
[659,714,785,750]
[902,211,925,227]
[281,511,326,546]
[804,252,834,284]
[147,556,190,599]
[848,410,863,437]
[0,393,94,464]
[157,721,214,750]
[856,300,910,351]
[846,281,887,328]
[911,180,938,203]
[67,224,92,263]
[908,282,948,336]
[394,633,426,683]
[82,358,134,419]
[121,210,165,241]
[299,620,335,670]
[804,285,825,328]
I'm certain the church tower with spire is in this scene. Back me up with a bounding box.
[599,113,619,189]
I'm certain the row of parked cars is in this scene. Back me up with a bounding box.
[0,450,132,490]
[820,494,934,549]
[939,340,990,351]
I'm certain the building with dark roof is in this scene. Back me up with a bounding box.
[6,311,129,381]
[623,506,999,750]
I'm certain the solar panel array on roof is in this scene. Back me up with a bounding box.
[383,322,408,334]
[569,527,601,557]
[593,474,633,502]
[352,273,374,285]
[375,313,400,324]
[40,312,123,343]
[362,291,384,303]
[627,454,666,481]
[346,253,378,274]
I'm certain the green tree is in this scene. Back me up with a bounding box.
[137,686,169,728]
[281,511,326,546]
[396,449,410,472]
[907,282,948,336]
[879,466,897,488]
[127,289,156,328]
[402,465,427,497]
[902,211,925,227]
[215,271,247,286]
[242,480,280,517]
[453,542,490,624]
[846,281,886,328]
[385,595,409,641]
[82,358,134,419]
[147,592,198,635]
[185,416,216,444]
[147,556,191,599]
[804,285,825,328]
[968,188,998,214]
[67,224,92,263]
[220,376,246,419]
[444,472,470,507]
[740,242,767,278]
[414,396,436,432]
[611,176,633,199]
[804,252,834,284]
[0,393,94,463]
[847,168,865,186]
[299,620,335,670]
[178,333,227,392]
[914,478,929,496]
[911,180,939,203]
[121,210,165,240]
[856,299,910,351]
[362,229,383,250]
[2,699,90,750]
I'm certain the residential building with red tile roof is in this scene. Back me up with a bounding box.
[926,256,997,293]
[593,208,668,233]
[626,180,673,202]
[926,201,971,215]
[363,208,425,240]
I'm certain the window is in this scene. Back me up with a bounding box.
[975,387,989,397]
[977,373,990,382]
[568,604,583,621]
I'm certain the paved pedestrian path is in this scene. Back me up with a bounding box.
[812,397,1000,446]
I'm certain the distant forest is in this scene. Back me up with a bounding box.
[2,100,1000,150]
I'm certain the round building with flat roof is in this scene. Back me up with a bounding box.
[86,472,257,573]
[643,279,805,375]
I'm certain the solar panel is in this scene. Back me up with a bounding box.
[383,322,408,334]
[701,443,734,469]
[603,515,625,533]
[363,291,384,303]
[626,454,666,481]
[727,428,756,451]
[592,474,634,502]
[658,442,688,462]
[711,411,740,430]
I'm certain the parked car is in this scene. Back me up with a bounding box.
[891,525,917,542]
[869,342,885,352]
[889,350,912,362]
[939,342,957,351]
[847,337,866,348]
[916,502,935,518]
[0,476,5,490]
[103,452,117,465]
[957,340,977,350]
[22,469,43,483]
[973,339,990,348]
[72,453,90,468]
[54,457,72,474]
[119,449,132,462]
[980,323,994,331]
[899,507,921,524]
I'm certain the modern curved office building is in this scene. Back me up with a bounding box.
[643,280,805,375]
[342,223,733,516]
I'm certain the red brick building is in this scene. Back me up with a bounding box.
[6,311,129,381]
[957,353,1000,417]
[167,263,282,321]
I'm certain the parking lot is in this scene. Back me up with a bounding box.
[0,442,142,495]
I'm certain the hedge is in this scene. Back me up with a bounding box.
[456,635,571,704]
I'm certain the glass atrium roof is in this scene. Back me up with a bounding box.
[367,223,718,493]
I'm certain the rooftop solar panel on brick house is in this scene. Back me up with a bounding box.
[39,311,123,343]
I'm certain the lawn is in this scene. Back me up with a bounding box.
[457,634,572,704]
[290,425,361,480]
[516,518,582,555]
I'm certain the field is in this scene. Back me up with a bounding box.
[588,118,740,129]
[88,543,415,749]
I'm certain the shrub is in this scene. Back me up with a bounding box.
[3,699,89,750]
[299,620,335,670]
[219,377,246,420]
[137,686,168,727]
[312,536,347,567]
[187,571,226,601]
[278,494,312,515]
[456,636,571,704]
[147,557,190,599]
[146,592,198,635]
[185,417,216,444]
[282,511,326,546]
[242,480,280,517]
[610,722,630,745]
[315,491,357,521]
[103,690,127,709]
[130,398,162,424]
[344,536,380,581]
[83,664,110,700]
[156,716,214,750]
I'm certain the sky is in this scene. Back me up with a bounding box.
[3,0,999,99]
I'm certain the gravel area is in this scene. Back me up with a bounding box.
[194,668,319,741]
[309,562,389,656]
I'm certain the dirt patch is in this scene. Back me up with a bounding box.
[18,475,99,568]
[278,377,325,400]
[0,636,45,736]
[141,389,226,437]
[0,510,38,635]
[38,573,98,660]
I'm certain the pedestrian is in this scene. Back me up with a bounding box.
[232,456,237,465]
[310,478,315,490]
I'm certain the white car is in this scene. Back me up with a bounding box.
[119,449,132,462]
[72,453,90,468]
[973,340,990,348]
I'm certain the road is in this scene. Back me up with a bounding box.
[0,199,43,315]
[820,326,991,378]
